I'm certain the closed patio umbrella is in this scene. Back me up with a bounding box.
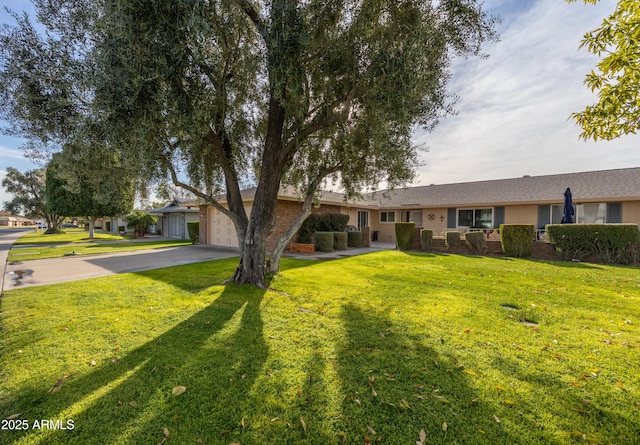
[561,187,574,224]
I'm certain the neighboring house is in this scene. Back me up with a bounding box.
[200,167,640,249]
[150,199,201,239]
[0,212,35,227]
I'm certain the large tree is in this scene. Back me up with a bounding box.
[569,0,640,140]
[46,150,135,238]
[1,0,497,287]
[1,166,64,231]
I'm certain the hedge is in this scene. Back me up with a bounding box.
[465,231,486,255]
[347,231,363,248]
[445,231,461,249]
[500,224,534,258]
[420,229,433,252]
[314,231,334,252]
[546,224,640,264]
[395,222,415,251]
[299,213,350,243]
[334,232,348,250]
[187,221,199,244]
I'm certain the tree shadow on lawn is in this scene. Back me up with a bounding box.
[4,284,269,445]
[335,303,563,445]
[487,352,639,444]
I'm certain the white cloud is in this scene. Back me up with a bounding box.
[413,0,640,186]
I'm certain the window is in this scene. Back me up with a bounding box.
[357,210,369,228]
[457,208,493,228]
[380,211,396,223]
[576,203,607,224]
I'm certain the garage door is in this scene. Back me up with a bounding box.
[207,206,249,248]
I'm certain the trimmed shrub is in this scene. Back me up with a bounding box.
[465,231,487,255]
[314,231,334,252]
[298,215,320,243]
[445,231,461,249]
[118,225,125,233]
[334,232,348,250]
[546,224,640,264]
[187,221,199,244]
[500,224,534,258]
[395,222,415,251]
[347,231,363,248]
[420,229,433,252]
[319,213,350,232]
[298,213,350,243]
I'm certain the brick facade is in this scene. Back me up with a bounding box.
[266,200,342,251]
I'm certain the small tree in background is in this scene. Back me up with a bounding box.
[2,167,64,232]
[127,211,157,238]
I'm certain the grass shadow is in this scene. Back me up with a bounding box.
[2,284,268,445]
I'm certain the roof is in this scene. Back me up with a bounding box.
[149,198,201,214]
[364,167,640,208]
[201,167,640,210]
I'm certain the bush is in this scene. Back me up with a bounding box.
[126,210,157,238]
[299,213,350,243]
[187,221,199,244]
[118,225,125,233]
[347,231,363,248]
[465,231,487,255]
[298,215,320,244]
[420,229,433,252]
[314,231,334,252]
[500,224,534,258]
[445,231,461,249]
[395,222,415,251]
[546,224,640,264]
[334,232,348,250]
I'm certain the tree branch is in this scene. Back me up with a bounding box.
[234,0,267,37]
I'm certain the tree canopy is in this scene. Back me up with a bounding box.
[569,0,640,140]
[1,166,64,230]
[1,0,498,286]
[46,150,135,238]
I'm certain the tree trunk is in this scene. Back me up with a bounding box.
[88,217,96,239]
[231,96,287,287]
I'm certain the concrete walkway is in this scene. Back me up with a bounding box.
[2,235,395,291]
[3,244,240,291]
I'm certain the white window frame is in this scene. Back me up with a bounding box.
[380,211,396,223]
[457,208,493,228]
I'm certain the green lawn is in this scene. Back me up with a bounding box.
[8,229,191,261]
[1,252,638,444]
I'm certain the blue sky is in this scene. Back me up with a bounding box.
[1,0,639,204]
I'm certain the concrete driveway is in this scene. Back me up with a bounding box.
[2,242,240,291]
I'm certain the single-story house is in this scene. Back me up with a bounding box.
[150,199,201,239]
[200,167,640,249]
[0,212,34,227]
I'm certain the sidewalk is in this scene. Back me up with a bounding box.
[2,239,396,291]
[3,244,239,291]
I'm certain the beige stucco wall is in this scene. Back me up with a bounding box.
[504,205,538,225]
[622,201,640,224]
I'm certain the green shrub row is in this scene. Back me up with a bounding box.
[314,231,352,252]
[395,222,415,251]
[500,224,534,258]
[546,224,640,264]
[299,213,350,243]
